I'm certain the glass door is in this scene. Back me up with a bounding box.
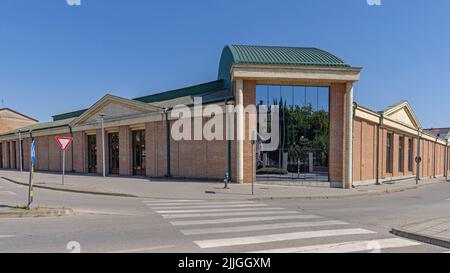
[132,130,146,176]
[108,133,119,175]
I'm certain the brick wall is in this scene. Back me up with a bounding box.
[329,83,346,185]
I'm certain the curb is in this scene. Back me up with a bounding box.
[0,176,445,202]
[0,207,74,219]
[391,228,450,249]
[1,177,138,198]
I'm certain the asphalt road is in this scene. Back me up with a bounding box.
[0,177,449,253]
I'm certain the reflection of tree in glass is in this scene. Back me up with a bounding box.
[257,97,329,172]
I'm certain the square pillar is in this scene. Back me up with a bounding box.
[96,129,105,176]
[119,126,132,176]
[73,131,87,173]
[235,78,244,183]
[329,82,354,189]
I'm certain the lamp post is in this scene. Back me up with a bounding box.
[99,113,106,178]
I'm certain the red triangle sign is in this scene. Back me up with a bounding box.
[55,136,73,151]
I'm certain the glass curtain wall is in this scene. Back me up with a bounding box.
[256,85,330,182]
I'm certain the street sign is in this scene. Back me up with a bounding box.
[415,156,422,164]
[55,136,73,151]
[55,136,73,185]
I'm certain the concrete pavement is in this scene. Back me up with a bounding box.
[392,218,450,249]
[1,174,450,253]
[1,170,448,201]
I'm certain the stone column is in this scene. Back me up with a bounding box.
[235,79,244,184]
[344,83,354,189]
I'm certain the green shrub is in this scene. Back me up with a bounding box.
[256,168,289,175]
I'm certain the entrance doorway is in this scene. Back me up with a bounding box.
[256,85,330,183]
[87,135,97,173]
[132,130,146,176]
[108,132,119,175]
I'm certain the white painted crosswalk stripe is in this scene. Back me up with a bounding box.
[148,201,256,206]
[0,235,16,239]
[171,214,322,226]
[151,204,268,210]
[156,207,284,214]
[143,200,205,203]
[162,210,299,219]
[194,228,376,249]
[180,220,349,235]
[250,238,421,253]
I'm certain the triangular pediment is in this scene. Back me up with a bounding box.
[71,94,161,126]
[382,101,421,129]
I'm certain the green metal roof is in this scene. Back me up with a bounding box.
[134,79,227,104]
[218,45,350,90]
[52,80,229,121]
[225,45,349,67]
[53,109,88,121]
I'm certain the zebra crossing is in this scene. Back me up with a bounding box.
[143,199,430,253]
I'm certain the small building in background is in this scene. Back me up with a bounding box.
[0,108,38,134]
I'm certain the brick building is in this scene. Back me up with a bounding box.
[0,108,37,133]
[0,45,448,188]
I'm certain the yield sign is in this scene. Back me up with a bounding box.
[55,136,73,151]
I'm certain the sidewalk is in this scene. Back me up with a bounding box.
[0,170,447,201]
[392,218,450,249]
[0,205,73,218]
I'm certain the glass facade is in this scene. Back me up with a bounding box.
[256,85,329,182]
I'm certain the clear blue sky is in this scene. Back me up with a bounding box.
[1,0,449,128]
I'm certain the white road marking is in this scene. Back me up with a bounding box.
[171,214,322,226]
[195,228,376,249]
[142,200,205,203]
[250,238,421,253]
[75,209,144,217]
[157,207,284,214]
[181,220,349,235]
[107,245,176,253]
[151,204,268,210]
[0,191,17,196]
[162,210,299,219]
[0,235,16,239]
[147,201,256,206]
[446,198,450,201]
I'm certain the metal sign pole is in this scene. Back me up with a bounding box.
[62,150,65,186]
[28,139,35,210]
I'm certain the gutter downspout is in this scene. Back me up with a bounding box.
[446,139,449,182]
[69,126,74,173]
[352,102,358,188]
[164,109,171,178]
[416,129,421,185]
[434,137,438,179]
[376,114,384,185]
